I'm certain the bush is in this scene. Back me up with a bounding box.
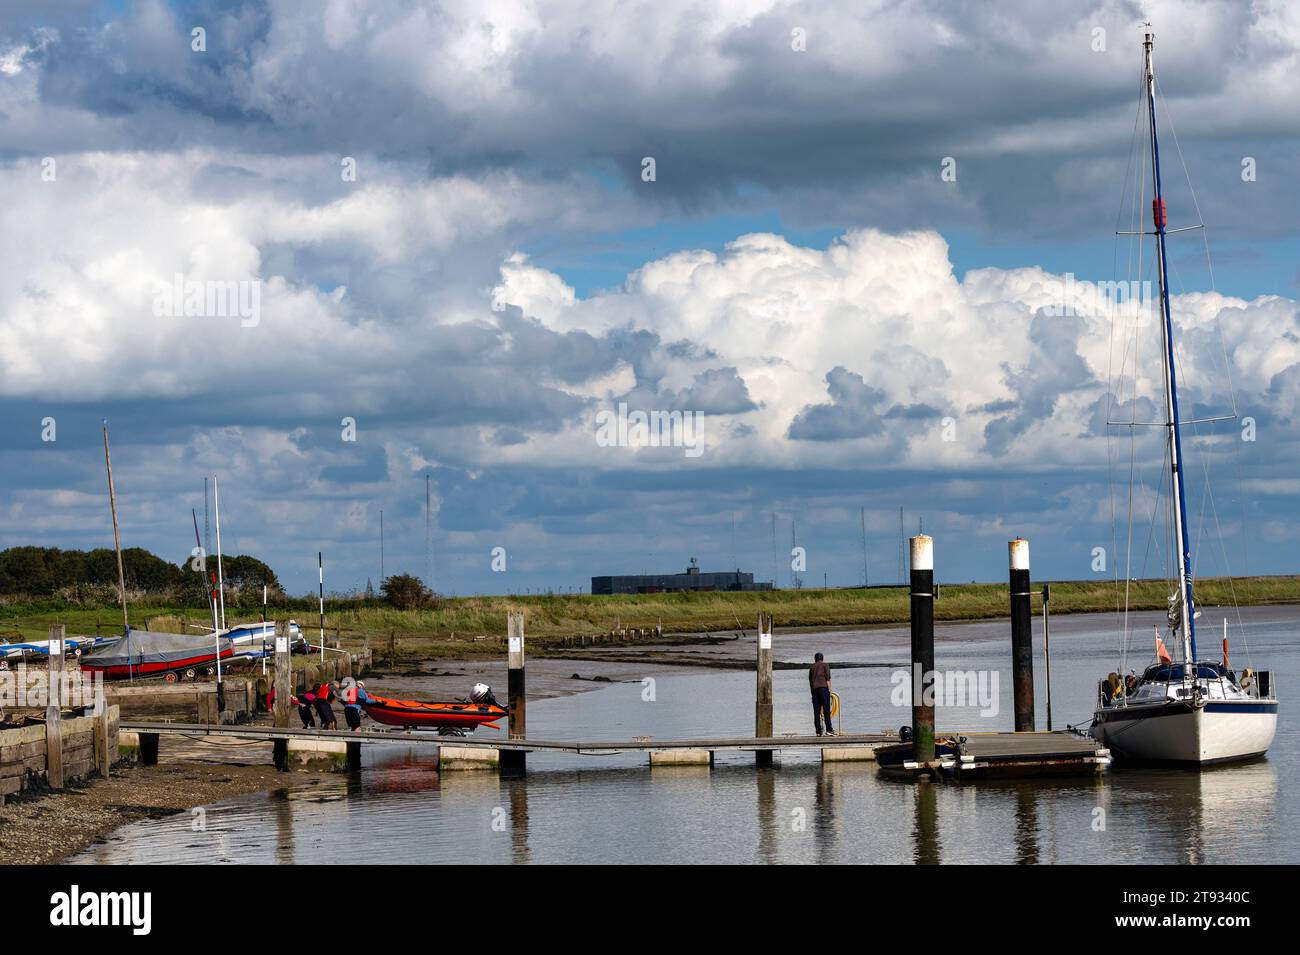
[380,574,437,610]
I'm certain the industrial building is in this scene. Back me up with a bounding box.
[591,558,774,595]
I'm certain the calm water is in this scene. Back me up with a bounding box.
[74,606,1298,864]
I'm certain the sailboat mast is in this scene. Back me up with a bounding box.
[1144,31,1197,663]
[213,475,227,631]
[102,425,130,633]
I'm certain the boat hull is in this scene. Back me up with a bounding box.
[1091,699,1277,765]
[362,695,506,731]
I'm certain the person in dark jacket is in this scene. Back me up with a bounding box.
[293,688,317,729]
[314,681,337,730]
[809,652,835,736]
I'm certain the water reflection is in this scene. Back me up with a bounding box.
[507,779,530,864]
[756,768,776,864]
[912,781,940,864]
[814,764,839,864]
[273,790,294,865]
[1014,786,1039,865]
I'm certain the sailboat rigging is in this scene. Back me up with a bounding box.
[1089,30,1278,765]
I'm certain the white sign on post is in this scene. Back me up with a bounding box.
[276,637,288,654]
[759,632,771,650]
[508,636,523,655]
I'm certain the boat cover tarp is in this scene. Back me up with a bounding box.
[80,629,232,667]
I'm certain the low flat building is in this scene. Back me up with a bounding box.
[591,559,774,595]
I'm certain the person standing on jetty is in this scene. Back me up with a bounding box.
[809,653,835,736]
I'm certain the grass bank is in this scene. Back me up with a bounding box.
[2,575,1297,662]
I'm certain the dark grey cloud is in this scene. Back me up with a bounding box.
[670,366,758,414]
[787,366,889,441]
[984,311,1095,454]
[6,0,1299,243]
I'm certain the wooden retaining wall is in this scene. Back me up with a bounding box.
[0,704,120,803]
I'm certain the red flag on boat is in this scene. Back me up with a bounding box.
[1155,633,1172,665]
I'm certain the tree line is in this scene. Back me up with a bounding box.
[0,546,435,609]
[0,546,281,604]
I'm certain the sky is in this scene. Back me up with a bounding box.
[2,0,1299,598]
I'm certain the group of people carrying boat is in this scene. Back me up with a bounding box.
[275,676,370,732]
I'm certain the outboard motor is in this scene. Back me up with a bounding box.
[470,683,500,707]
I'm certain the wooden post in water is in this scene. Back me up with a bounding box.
[45,624,65,789]
[502,613,526,773]
[273,620,291,771]
[1042,582,1053,732]
[909,536,935,763]
[755,613,774,767]
[1009,538,1035,732]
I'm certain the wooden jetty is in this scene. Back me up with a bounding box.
[119,720,1107,777]
[118,721,895,770]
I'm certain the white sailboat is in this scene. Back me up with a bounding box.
[1089,31,1277,765]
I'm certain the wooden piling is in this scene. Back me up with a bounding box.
[273,620,292,771]
[139,732,159,766]
[45,625,65,789]
[95,706,111,778]
[1009,538,1035,732]
[502,613,526,773]
[910,536,936,763]
[755,613,773,767]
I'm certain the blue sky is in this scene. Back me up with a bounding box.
[2,1,1299,599]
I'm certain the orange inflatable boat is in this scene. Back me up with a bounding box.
[362,693,506,731]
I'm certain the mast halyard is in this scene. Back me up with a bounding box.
[1144,31,1197,664]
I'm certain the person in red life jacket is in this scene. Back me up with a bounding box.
[292,687,317,729]
[266,686,275,712]
[342,678,364,731]
[313,681,337,730]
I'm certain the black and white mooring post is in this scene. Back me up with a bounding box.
[1009,538,1035,732]
[755,612,774,767]
[909,535,935,763]
[502,612,527,773]
[1042,582,1053,732]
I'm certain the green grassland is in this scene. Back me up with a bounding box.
[2,575,1296,662]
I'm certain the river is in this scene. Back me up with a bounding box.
[72,605,1297,864]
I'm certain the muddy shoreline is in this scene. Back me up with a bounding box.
[0,760,337,864]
